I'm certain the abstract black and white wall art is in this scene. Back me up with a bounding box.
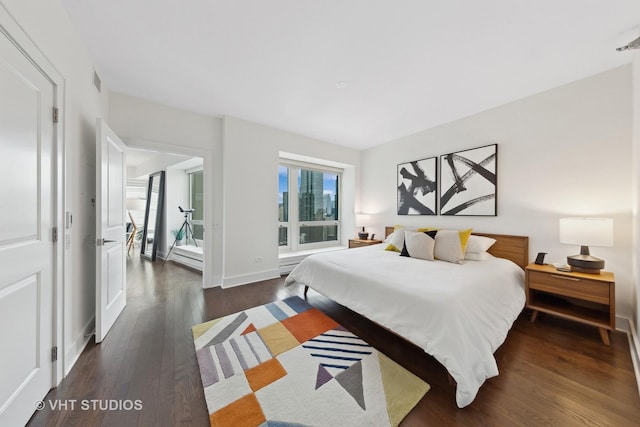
[397,157,437,215]
[440,144,497,216]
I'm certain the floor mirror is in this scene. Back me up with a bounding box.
[141,171,165,261]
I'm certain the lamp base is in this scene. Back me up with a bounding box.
[358,232,369,240]
[567,254,604,275]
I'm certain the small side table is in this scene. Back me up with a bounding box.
[348,239,383,249]
[525,263,615,345]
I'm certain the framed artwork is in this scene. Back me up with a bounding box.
[397,157,437,215]
[440,144,497,216]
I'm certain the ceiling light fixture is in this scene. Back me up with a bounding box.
[336,81,349,89]
[616,35,640,51]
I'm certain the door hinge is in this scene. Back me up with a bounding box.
[53,107,59,123]
[52,227,58,243]
[52,346,58,362]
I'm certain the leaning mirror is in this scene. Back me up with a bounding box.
[141,171,165,261]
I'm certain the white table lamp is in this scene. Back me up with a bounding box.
[559,218,613,274]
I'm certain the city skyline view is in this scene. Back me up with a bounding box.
[278,166,340,246]
[278,166,338,212]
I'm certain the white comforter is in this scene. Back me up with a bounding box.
[284,244,525,408]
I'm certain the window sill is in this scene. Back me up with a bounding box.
[279,245,346,259]
[279,245,347,274]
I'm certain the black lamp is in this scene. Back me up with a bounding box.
[356,213,370,239]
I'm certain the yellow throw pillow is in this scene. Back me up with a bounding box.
[458,228,472,253]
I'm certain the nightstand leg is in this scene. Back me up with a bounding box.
[598,328,610,346]
[530,310,538,323]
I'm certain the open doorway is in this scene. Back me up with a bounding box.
[125,148,205,272]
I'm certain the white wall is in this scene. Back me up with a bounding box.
[222,116,362,287]
[164,166,190,256]
[1,0,110,373]
[362,66,634,320]
[108,92,223,286]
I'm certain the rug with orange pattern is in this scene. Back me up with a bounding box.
[192,296,429,427]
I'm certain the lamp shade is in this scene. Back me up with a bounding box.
[559,218,613,247]
[355,213,371,227]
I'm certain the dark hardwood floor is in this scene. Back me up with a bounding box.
[29,256,640,426]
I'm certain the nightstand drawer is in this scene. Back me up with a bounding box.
[528,271,610,304]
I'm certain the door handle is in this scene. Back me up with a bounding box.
[96,238,119,246]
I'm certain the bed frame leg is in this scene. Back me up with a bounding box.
[303,285,309,298]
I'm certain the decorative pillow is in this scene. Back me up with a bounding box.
[465,235,496,254]
[434,229,472,264]
[384,227,406,252]
[464,251,494,261]
[400,230,436,260]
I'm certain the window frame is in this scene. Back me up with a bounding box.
[188,168,204,245]
[279,160,342,253]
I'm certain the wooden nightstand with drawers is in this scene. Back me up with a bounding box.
[525,263,615,345]
[348,239,382,249]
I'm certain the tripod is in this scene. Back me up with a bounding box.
[164,209,198,264]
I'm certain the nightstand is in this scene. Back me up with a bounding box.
[525,263,615,345]
[348,239,383,249]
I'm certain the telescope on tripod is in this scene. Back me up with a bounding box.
[164,206,198,264]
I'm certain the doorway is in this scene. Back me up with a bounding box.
[125,148,205,272]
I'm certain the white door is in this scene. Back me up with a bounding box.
[0,29,55,425]
[95,119,127,343]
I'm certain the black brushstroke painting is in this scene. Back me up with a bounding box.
[440,144,497,216]
[397,157,437,215]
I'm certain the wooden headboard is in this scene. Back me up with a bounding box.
[384,226,529,269]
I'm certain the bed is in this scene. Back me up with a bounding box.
[284,227,528,408]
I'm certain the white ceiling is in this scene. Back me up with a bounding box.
[126,147,202,179]
[62,0,640,150]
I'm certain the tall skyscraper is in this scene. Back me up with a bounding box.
[299,170,324,221]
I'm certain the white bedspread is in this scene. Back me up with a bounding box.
[284,244,525,408]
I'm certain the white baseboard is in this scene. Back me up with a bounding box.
[222,269,280,288]
[627,320,640,396]
[616,315,640,396]
[64,316,95,376]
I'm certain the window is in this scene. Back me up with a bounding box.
[279,161,341,252]
[278,166,289,246]
[189,170,204,241]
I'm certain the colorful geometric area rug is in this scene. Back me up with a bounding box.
[192,296,430,427]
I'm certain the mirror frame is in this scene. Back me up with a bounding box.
[141,170,165,261]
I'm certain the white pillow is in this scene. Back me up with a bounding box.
[465,235,496,254]
[434,229,469,264]
[400,231,435,261]
[464,251,494,261]
[384,227,405,252]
